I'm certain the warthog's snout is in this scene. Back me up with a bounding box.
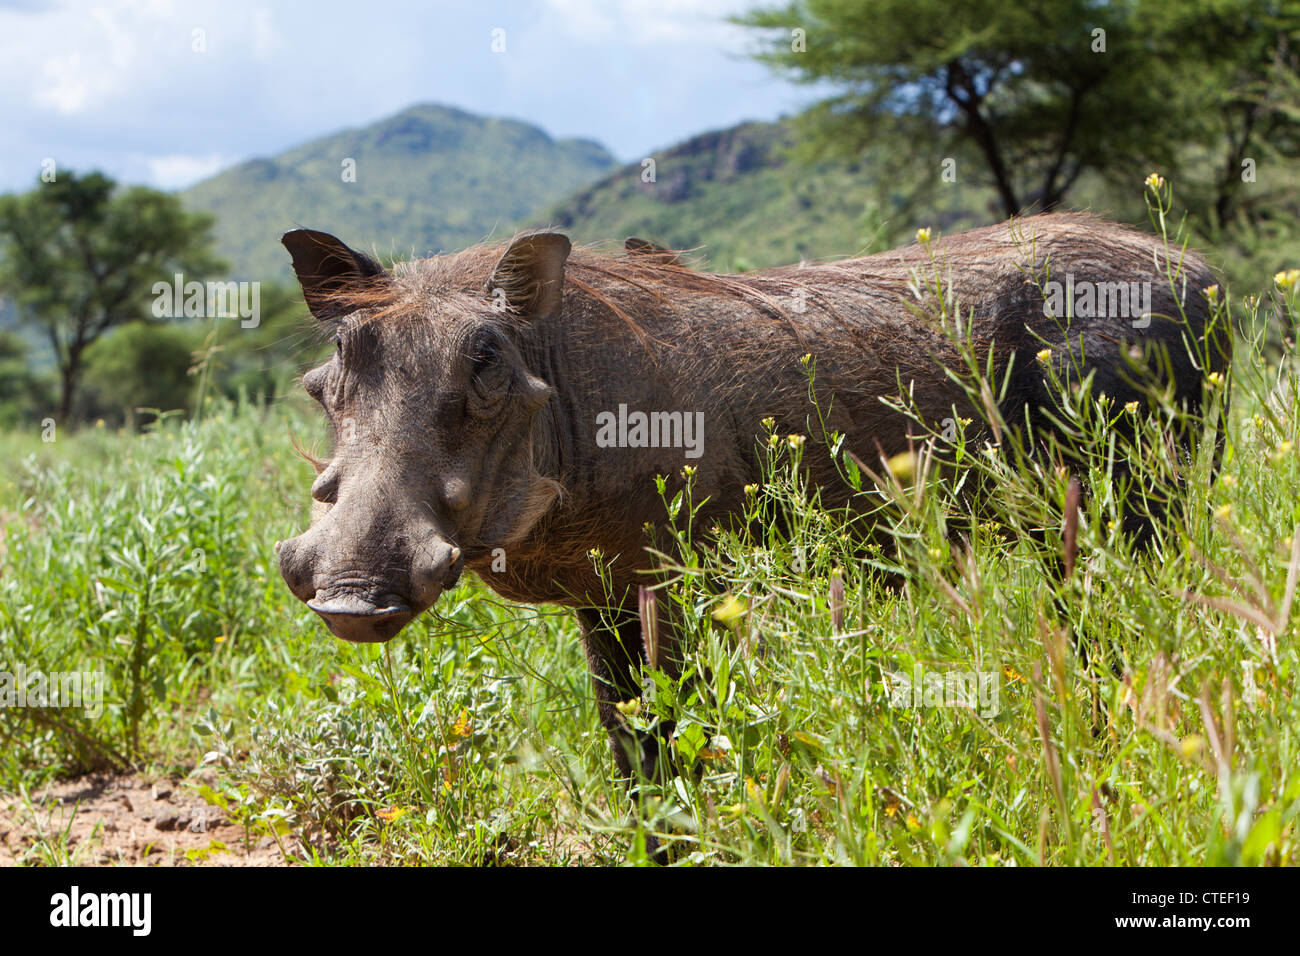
[277,518,463,643]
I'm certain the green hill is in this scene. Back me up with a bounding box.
[181,105,1003,281]
[182,103,617,280]
[547,120,997,272]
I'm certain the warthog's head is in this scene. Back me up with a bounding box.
[276,229,567,642]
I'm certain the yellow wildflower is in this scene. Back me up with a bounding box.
[712,594,749,626]
[885,450,917,483]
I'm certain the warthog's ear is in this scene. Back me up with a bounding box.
[281,229,387,321]
[625,237,684,267]
[487,232,571,319]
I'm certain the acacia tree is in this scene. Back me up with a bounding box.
[1161,3,1300,241]
[0,171,223,420]
[736,0,1300,224]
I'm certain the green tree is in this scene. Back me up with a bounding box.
[0,330,50,428]
[1163,3,1300,249]
[81,322,201,427]
[736,0,1300,223]
[0,170,224,421]
[197,282,327,407]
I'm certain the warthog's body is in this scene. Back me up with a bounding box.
[277,213,1228,810]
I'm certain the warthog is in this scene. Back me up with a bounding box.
[277,213,1228,820]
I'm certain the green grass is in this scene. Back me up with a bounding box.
[1,196,1298,866]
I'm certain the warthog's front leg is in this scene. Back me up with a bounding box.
[577,606,679,859]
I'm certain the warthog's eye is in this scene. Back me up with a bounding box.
[467,330,506,416]
[468,329,509,416]
[333,322,377,367]
[469,329,497,370]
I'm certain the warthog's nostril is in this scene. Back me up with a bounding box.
[307,593,414,643]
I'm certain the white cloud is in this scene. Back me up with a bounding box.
[250,6,277,61]
[23,4,144,115]
[143,152,233,189]
[34,52,91,114]
[542,0,751,45]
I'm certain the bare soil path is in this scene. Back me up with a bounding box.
[0,773,288,866]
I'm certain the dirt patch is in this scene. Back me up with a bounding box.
[0,772,289,866]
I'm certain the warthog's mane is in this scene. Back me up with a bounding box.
[312,232,901,351]
[310,212,1175,355]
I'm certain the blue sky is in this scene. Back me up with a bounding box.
[0,0,818,194]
